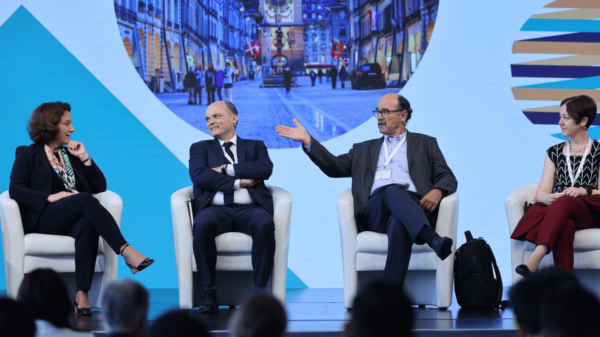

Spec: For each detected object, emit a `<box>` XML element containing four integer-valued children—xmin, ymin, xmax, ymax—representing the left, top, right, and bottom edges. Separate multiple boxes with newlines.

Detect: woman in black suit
<box><xmin>9</xmin><ymin>102</ymin><xmax>154</xmax><ymax>315</ymax></box>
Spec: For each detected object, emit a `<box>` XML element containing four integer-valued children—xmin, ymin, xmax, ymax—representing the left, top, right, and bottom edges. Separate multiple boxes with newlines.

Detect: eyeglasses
<box><xmin>373</xmin><ymin>109</ymin><xmax>404</xmax><ymax>118</ymax></box>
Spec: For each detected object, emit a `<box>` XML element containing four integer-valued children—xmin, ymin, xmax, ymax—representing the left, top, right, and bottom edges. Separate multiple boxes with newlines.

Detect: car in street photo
<box><xmin>350</xmin><ymin>63</ymin><xmax>387</xmax><ymax>90</ymax></box>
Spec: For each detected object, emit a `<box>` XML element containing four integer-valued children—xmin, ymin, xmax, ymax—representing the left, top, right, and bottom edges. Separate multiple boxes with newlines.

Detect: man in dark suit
<box><xmin>276</xmin><ymin>93</ymin><xmax>457</xmax><ymax>288</ymax></box>
<box><xmin>189</xmin><ymin>101</ymin><xmax>275</xmax><ymax>313</ymax></box>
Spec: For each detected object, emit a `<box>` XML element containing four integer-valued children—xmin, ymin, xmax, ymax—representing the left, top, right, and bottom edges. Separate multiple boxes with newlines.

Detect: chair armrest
<box><xmin>171</xmin><ymin>186</ymin><xmax>195</xmax><ymax>309</ymax></box>
<box><xmin>268</xmin><ymin>185</ymin><xmax>292</xmax><ymax>304</ymax></box>
<box><xmin>1</xmin><ymin>191</ymin><xmax>25</xmax><ymax>298</ymax></box>
<box><xmin>505</xmin><ymin>183</ymin><xmax>538</xmax><ymax>235</ymax></box>
<box><xmin>94</xmin><ymin>190</ymin><xmax>123</xmax><ymax>228</ymax></box>
<box><xmin>435</xmin><ymin>192</ymin><xmax>459</xmax><ymax>241</ymax></box>
<box><xmin>337</xmin><ymin>188</ymin><xmax>358</xmax><ymax>309</ymax></box>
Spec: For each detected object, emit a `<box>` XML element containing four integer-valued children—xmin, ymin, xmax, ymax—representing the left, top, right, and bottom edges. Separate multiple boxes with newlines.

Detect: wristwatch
<box><xmin>586</xmin><ymin>186</ymin><xmax>593</xmax><ymax>195</ymax></box>
<box><xmin>220</xmin><ymin>164</ymin><xmax>228</xmax><ymax>174</ymax></box>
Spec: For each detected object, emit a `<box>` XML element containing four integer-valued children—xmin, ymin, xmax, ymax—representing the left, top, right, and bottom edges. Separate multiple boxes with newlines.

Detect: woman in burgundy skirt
<box><xmin>511</xmin><ymin>95</ymin><xmax>600</xmax><ymax>276</ymax></box>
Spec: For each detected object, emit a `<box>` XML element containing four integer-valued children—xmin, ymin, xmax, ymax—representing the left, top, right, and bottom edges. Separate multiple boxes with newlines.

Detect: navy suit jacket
<box><xmin>9</xmin><ymin>143</ymin><xmax>107</xmax><ymax>231</ymax></box>
<box><xmin>188</xmin><ymin>136</ymin><xmax>274</xmax><ymax>215</ymax></box>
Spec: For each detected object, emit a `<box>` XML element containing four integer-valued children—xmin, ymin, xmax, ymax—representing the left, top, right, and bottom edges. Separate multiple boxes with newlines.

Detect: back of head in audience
<box><xmin>0</xmin><ymin>297</ymin><xmax>36</xmax><ymax>337</ymax></box>
<box><xmin>509</xmin><ymin>267</ymin><xmax>580</xmax><ymax>336</ymax></box>
<box><xmin>347</xmin><ymin>280</ymin><xmax>413</xmax><ymax>337</ymax></box>
<box><xmin>17</xmin><ymin>268</ymin><xmax>72</xmax><ymax>328</ymax></box>
<box><xmin>540</xmin><ymin>285</ymin><xmax>600</xmax><ymax>337</ymax></box>
<box><xmin>146</xmin><ymin>310</ymin><xmax>210</xmax><ymax>337</ymax></box>
<box><xmin>101</xmin><ymin>279</ymin><xmax>149</xmax><ymax>337</ymax></box>
<box><xmin>228</xmin><ymin>293</ymin><xmax>287</xmax><ymax>337</ymax></box>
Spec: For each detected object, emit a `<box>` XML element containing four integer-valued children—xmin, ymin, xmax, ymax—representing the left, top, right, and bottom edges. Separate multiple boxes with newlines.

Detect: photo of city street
<box><xmin>158</xmin><ymin>76</ymin><xmax>398</xmax><ymax>148</ymax></box>
<box><xmin>114</xmin><ymin>0</ymin><xmax>438</xmax><ymax>148</ymax></box>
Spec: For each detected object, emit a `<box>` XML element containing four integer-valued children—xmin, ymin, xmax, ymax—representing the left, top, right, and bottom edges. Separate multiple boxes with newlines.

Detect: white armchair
<box><xmin>506</xmin><ymin>183</ymin><xmax>600</xmax><ymax>294</ymax></box>
<box><xmin>0</xmin><ymin>190</ymin><xmax>122</xmax><ymax>308</ymax></box>
<box><xmin>171</xmin><ymin>185</ymin><xmax>291</xmax><ymax>309</ymax></box>
<box><xmin>337</xmin><ymin>189</ymin><xmax>459</xmax><ymax>309</ymax></box>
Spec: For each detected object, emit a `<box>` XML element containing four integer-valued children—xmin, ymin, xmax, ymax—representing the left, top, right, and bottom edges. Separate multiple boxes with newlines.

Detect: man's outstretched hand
<box><xmin>275</xmin><ymin>118</ymin><xmax>312</xmax><ymax>146</ymax></box>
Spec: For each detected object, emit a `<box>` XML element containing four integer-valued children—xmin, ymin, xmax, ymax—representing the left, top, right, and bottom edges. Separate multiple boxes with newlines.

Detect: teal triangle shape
<box><xmin>286</xmin><ymin>268</ymin><xmax>308</xmax><ymax>289</ymax></box>
<box><xmin>0</xmin><ymin>6</ymin><xmax>308</xmax><ymax>290</ymax></box>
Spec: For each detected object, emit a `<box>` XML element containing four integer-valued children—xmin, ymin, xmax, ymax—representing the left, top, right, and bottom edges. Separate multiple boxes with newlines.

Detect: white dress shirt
<box><xmin>212</xmin><ymin>134</ymin><xmax>254</xmax><ymax>205</ymax></box>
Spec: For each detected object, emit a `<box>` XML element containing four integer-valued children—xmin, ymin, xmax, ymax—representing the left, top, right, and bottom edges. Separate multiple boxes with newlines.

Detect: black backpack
<box><xmin>454</xmin><ymin>231</ymin><xmax>508</xmax><ymax>309</ymax></box>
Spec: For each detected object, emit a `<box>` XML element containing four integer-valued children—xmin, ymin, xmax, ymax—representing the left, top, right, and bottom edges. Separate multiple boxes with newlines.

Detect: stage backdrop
<box><xmin>0</xmin><ymin>0</ymin><xmax>587</xmax><ymax>291</ymax></box>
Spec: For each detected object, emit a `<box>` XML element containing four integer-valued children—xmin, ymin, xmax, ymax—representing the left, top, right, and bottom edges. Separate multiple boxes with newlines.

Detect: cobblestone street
<box><xmin>157</xmin><ymin>76</ymin><xmax>398</xmax><ymax>149</ymax></box>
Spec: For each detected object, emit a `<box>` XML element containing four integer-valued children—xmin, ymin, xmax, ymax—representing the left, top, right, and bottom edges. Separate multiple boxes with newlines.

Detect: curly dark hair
<box><xmin>27</xmin><ymin>102</ymin><xmax>71</xmax><ymax>143</ymax></box>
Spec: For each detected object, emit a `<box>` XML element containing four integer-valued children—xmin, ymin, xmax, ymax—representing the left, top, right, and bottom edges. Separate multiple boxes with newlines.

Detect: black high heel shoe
<box><xmin>120</xmin><ymin>243</ymin><xmax>155</xmax><ymax>275</ymax></box>
<box><xmin>73</xmin><ymin>294</ymin><xmax>92</xmax><ymax>315</ymax></box>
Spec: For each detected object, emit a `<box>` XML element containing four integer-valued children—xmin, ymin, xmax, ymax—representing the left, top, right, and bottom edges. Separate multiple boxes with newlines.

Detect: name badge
<box><xmin>374</xmin><ymin>170</ymin><xmax>392</xmax><ymax>180</ymax></box>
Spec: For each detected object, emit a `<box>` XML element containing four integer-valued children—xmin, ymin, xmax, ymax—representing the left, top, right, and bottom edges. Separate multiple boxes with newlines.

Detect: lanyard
<box><xmin>566</xmin><ymin>138</ymin><xmax>592</xmax><ymax>187</ymax></box>
<box><xmin>383</xmin><ymin>134</ymin><xmax>407</xmax><ymax>167</ymax></box>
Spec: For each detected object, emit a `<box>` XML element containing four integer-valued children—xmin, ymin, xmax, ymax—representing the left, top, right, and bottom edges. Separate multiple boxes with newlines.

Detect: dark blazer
<box><xmin>9</xmin><ymin>143</ymin><xmax>107</xmax><ymax>231</ymax></box>
<box><xmin>303</xmin><ymin>130</ymin><xmax>457</xmax><ymax>231</ymax></box>
<box><xmin>189</xmin><ymin>136</ymin><xmax>274</xmax><ymax>215</ymax></box>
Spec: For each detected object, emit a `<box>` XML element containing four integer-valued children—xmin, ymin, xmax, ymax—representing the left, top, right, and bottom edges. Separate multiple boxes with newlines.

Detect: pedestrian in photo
<box><xmin>224</xmin><ymin>62</ymin><xmax>233</xmax><ymax>103</ymax></box>
<box><xmin>194</xmin><ymin>65</ymin><xmax>205</xmax><ymax>105</ymax></box>
<box><xmin>249</xmin><ymin>69</ymin><xmax>255</xmax><ymax>81</ymax></box>
<box><xmin>317</xmin><ymin>69</ymin><xmax>323</xmax><ymax>84</ymax></box>
<box><xmin>339</xmin><ymin>65</ymin><xmax>348</xmax><ymax>89</ymax></box>
<box><xmin>326</xmin><ymin>68</ymin><xmax>330</xmax><ymax>83</ymax></box>
<box><xmin>205</xmin><ymin>63</ymin><xmax>216</xmax><ymax>104</ymax></box>
<box><xmin>184</xmin><ymin>66</ymin><xmax>197</xmax><ymax>105</ymax></box>
<box><xmin>330</xmin><ymin>65</ymin><xmax>338</xmax><ymax>89</ymax></box>
<box><xmin>310</xmin><ymin>70</ymin><xmax>317</xmax><ymax>87</ymax></box>
<box><xmin>283</xmin><ymin>67</ymin><xmax>292</xmax><ymax>95</ymax></box>
<box><xmin>216</xmin><ymin>69</ymin><xmax>224</xmax><ymax>101</ymax></box>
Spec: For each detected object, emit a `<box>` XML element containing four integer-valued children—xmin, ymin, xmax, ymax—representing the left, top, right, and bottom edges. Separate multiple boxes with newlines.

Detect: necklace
<box><xmin>568</xmin><ymin>138</ymin><xmax>590</xmax><ymax>155</ymax></box>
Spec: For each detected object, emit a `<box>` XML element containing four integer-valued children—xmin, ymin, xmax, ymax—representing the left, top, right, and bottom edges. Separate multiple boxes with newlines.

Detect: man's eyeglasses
<box><xmin>373</xmin><ymin>109</ymin><xmax>404</xmax><ymax>118</ymax></box>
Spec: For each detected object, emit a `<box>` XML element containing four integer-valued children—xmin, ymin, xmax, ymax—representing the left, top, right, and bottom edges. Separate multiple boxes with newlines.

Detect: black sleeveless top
<box><xmin>548</xmin><ymin>141</ymin><xmax>600</xmax><ymax>194</ymax></box>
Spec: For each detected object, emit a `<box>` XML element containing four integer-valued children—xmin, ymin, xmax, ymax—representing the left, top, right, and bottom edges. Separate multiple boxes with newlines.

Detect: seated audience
<box><xmin>346</xmin><ymin>280</ymin><xmax>413</xmax><ymax>337</ymax></box>
<box><xmin>540</xmin><ymin>285</ymin><xmax>600</xmax><ymax>337</ymax></box>
<box><xmin>0</xmin><ymin>297</ymin><xmax>36</xmax><ymax>337</ymax></box>
<box><xmin>509</xmin><ymin>267</ymin><xmax>580</xmax><ymax>337</ymax></box>
<box><xmin>101</xmin><ymin>279</ymin><xmax>149</xmax><ymax>337</ymax></box>
<box><xmin>228</xmin><ymin>293</ymin><xmax>287</xmax><ymax>337</ymax></box>
<box><xmin>17</xmin><ymin>268</ymin><xmax>92</xmax><ymax>337</ymax></box>
<box><xmin>146</xmin><ymin>310</ymin><xmax>210</xmax><ymax>337</ymax></box>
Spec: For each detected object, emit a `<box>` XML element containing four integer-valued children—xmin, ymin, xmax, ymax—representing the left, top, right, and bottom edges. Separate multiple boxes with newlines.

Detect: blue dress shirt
<box><xmin>370</xmin><ymin>132</ymin><xmax>417</xmax><ymax>195</ymax></box>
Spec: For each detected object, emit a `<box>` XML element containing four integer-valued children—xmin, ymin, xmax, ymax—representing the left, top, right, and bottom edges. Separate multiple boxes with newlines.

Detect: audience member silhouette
<box><xmin>509</xmin><ymin>267</ymin><xmax>580</xmax><ymax>337</ymax></box>
<box><xmin>540</xmin><ymin>285</ymin><xmax>600</xmax><ymax>337</ymax></box>
<box><xmin>101</xmin><ymin>279</ymin><xmax>149</xmax><ymax>337</ymax></box>
<box><xmin>346</xmin><ymin>280</ymin><xmax>413</xmax><ymax>337</ymax></box>
<box><xmin>17</xmin><ymin>268</ymin><xmax>92</xmax><ymax>337</ymax></box>
<box><xmin>228</xmin><ymin>293</ymin><xmax>287</xmax><ymax>337</ymax></box>
<box><xmin>0</xmin><ymin>297</ymin><xmax>36</xmax><ymax>337</ymax></box>
<box><xmin>146</xmin><ymin>310</ymin><xmax>210</xmax><ymax>337</ymax></box>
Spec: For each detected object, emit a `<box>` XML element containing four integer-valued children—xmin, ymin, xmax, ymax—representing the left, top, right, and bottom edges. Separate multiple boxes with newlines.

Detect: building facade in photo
<box><xmin>347</xmin><ymin>0</ymin><xmax>438</xmax><ymax>86</ymax></box>
<box><xmin>115</xmin><ymin>0</ymin><xmax>259</xmax><ymax>92</ymax></box>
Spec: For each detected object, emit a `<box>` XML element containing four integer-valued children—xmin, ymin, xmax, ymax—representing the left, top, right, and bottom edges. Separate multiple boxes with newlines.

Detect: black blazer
<box><xmin>303</xmin><ymin>131</ymin><xmax>457</xmax><ymax>231</ymax></box>
<box><xmin>9</xmin><ymin>143</ymin><xmax>107</xmax><ymax>231</ymax></box>
<box><xmin>189</xmin><ymin>136</ymin><xmax>274</xmax><ymax>215</ymax></box>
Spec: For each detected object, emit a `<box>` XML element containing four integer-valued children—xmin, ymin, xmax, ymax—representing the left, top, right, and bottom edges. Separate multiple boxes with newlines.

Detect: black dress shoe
<box><xmin>200</xmin><ymin>290</ymin><xmax>219</xmax><ymax>314</ymax></box>
<box><xmin>73</xmin><ymin>298</ymin><xmax>92</xmax><ymax>315</ymax></box>
<box><xmin>431</xmin><ymin>236</ymin><xmax>453</xmax><ymax>261</ymax></box>
<box><xmin>515</xmin><ymin>264</ymin><xmax>532</xmax><ymax>277</ymax></box>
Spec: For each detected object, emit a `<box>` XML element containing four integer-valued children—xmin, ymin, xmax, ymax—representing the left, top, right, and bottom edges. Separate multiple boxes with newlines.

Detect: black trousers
<box><xmin>207</xmin><ymin>89</ymin><xmax>216</xmax><ymax>104</ymax></box>
<box><xmin>311</xmin><ymin>78</ymin><xmax>316</xmax><ymax>86</ymax></box>
<box><xmin>34</xmin><ymin>192</ymin><xmax>126</xmax><ymax>291</ymax></box>
<box><xmin>332</xmin><ymin>78</ymin><xmax>337</xmax><ymax>89</ymax></box>
<box><xmin>194</xmin><ymin>87</ymin><xmax>203</xmax><ymax>104</ymax></box>
<box><xmin>193</xmin><ymin>204</ymin><xmax>275</xmax><ymax>287</ymax></box>
<box><xmin>361</xmin><ymin>184</ymin><xmax>431</xmax><ymax>289</ymax></box>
